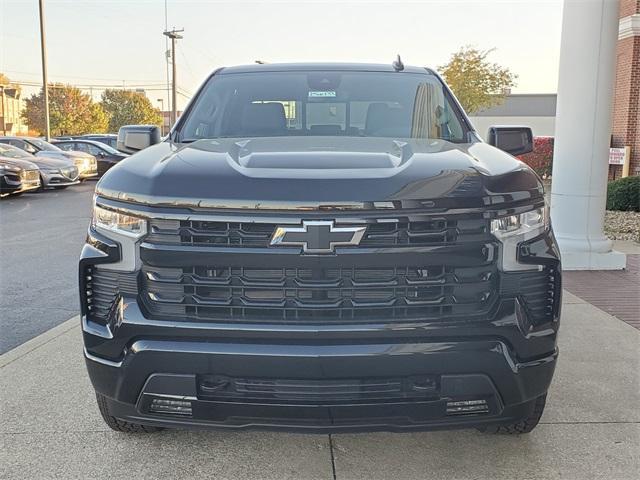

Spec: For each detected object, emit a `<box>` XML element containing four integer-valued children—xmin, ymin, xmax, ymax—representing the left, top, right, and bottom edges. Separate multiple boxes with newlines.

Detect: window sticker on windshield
<box><xmin>308</xmin><ymin>91</ymin><xmax>336</xmax><ymax>98</ymax></box>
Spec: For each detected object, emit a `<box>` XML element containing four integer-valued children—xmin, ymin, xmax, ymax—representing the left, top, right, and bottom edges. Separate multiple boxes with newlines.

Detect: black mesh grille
<box><xmin>146</xmin><ymin>217</ymin><xmax>489</xmax><ymax>248</ymax></box>
<box><xmin>500</xmin><ymin>266</ymin><xmax>560</xmax><ymax>325</ymax></box>
<box><xmin>197</xmin><ymin>375</ymin><xmax>438</xmax><ymax>403</ymax></box>
<box><xmin>141</xmin><ymin>263</ymin><xmax>498</xmax><ymax>324</ymax></box>
<box><xmin>519</xmin><ymin>267</ymin><xmax>560</xmax><ymax>324</ymax></box>
<box><xmin>84</xmin><ymin>267</ymin><xmax>138</xmax><ymax>324</ymax></box>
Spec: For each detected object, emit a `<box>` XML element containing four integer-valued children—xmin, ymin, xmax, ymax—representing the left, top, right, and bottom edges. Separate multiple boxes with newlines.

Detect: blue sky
<box><xmin>1</xmin><ymin>0</ymin><xmax>563</xmax><ymax>109</ymax></box>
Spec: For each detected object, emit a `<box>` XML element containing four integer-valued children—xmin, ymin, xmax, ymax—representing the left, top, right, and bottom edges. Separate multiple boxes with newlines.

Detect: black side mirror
<box><xmin>487</xmin><ymin>126</ymin><xmax>533</xmax><ymax>156</ymax></box>
<box><xmin>117</xmin><ymin>125</ymin><xmax>161</xmax><ymax>154</ymax></box>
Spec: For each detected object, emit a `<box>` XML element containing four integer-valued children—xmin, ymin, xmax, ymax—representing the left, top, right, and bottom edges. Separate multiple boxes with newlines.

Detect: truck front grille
<box><xmin>140</xmin><ymin>263</ymin><xmax>499</xmax><ymax>324</ymax></box>
<box><xmin>146</xmin><ymin>217</ymin><xmax>489</xmax><ymax>248</ymax></box>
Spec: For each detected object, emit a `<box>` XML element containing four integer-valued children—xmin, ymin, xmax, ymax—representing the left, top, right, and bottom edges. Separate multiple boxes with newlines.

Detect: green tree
<box><xmin>22</xmin><ymin>84</ymin><xmax>108</xmax><ymax>136</ymax></box>
<box><xmin>101</xmin><ymin>89</ymin><xmax>162</xmax><ymax>132</ymax></box>
<box><xmin>439</xmin><ymin>47</ymin><xmax>517</xmax><ymax>114</ymax></box>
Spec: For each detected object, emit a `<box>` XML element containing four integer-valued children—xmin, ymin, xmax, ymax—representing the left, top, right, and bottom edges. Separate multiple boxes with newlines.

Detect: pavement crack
<box><xmin>328</xmin><ymin>433</ymin><xmax>337</xmax><ymax>480</ymax></box>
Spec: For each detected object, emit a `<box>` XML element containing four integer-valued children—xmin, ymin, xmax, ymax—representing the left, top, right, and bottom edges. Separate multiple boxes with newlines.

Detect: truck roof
<box><xmin>218</xmin><ymin>62</ymin><xmax>435</xmax><ymax>75</ymax></box>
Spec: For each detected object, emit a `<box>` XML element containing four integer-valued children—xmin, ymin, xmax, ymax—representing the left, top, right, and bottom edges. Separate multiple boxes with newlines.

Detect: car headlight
<box><xmin>92</xmin><ymin>204</ymin><xmax>147</xmax><ymax>238</ymax></box>
<box><xmin>491</xmin><ymin>206</ymin><xmax>549</xmax><ymax>271</ymax></box>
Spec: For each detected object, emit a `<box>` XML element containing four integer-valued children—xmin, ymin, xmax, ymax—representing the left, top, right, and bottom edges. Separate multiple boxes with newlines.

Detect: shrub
<box><xmin>606</xmin><ymin>176</ymin><xmax>640</xmax><ymax>212</ymax></box>
<box><xmin>518</xmin><ymin>136</ymin><xmax>554</xmax><ymax>179</ymax></box>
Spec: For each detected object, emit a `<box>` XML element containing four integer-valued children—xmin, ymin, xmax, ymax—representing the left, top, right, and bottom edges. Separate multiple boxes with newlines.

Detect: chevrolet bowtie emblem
<box><xmin>270</xmin><ymin>221</ymin><xmax>367</xmax><ymax>253</ymax></box>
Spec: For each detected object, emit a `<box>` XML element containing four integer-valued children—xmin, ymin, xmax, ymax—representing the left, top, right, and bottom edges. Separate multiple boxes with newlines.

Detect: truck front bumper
<box><xmin>84</xmin><ymin>322</ymin><xmax>557</xmax><ymax>432</ymax></box>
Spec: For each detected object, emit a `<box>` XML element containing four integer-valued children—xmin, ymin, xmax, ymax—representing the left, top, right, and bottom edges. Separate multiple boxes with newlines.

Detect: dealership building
<box><xmin>472</xmin><ymin>0</ymin><xmax>639</xmax><ymax>180</ymax></box>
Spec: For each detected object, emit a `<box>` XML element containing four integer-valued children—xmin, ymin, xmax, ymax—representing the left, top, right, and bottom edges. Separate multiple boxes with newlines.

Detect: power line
<box><xmin>13</xmin><ymin>81</ymin><xmax>168</xmax><ymax>88</ymax></box>
<box><xmin>7</xmin><ymin>81</ymin><xmax>193</xmax><ymax>103</ymax></box>
<box><xmin>1</xmin><ymin>69</ymin><xmax>168</xmax><ymax>84</ymax></box>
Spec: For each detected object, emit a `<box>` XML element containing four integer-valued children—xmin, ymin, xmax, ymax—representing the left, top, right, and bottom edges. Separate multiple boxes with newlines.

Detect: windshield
<box><xmin>0</xmin><ymin>144</ymin><xmax>34</xmax><ymax>159</ymax></box>
<box><xmin>179</xmin><ymin>71</ymin><xmax>469</xmax><ymax>142</ymax></box>
<box><xmin>28</xmin><ymin>138</ymin><xmax>61</xmax><ymax>151</ymax></box>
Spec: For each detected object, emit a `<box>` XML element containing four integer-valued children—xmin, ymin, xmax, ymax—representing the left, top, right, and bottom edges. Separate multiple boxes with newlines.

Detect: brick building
<box><xmin>611</xmin><ymin>0</ymin><xmax>640</xmax><ymax>177</ymax></box>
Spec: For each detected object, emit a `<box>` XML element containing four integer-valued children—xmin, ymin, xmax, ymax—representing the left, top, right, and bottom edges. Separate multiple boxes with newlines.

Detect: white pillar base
<box><xmin>557</xmin><ymin>238</ymin><xmax>627</xmax><ymax>270</ymax></box>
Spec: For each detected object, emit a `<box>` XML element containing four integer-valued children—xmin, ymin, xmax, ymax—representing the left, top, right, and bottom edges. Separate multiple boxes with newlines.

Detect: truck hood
<box><xmin>96</xmin><ymin>137</ymin><xmax>543</xmax><ymax>210</ymax></box>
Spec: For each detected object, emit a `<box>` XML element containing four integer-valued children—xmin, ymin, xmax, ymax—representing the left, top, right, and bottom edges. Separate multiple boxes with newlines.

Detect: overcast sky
<box><xmin>1</xmin><ymin>0</ymin><xmax>563</xmax><ymax>109</ymax></box>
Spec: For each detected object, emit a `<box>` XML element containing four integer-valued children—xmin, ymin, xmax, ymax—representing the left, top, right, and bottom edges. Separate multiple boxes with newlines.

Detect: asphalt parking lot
<box><xmin>0</xmin><ymin>182</ymin><xmax>95</xmax><ymax>353</ymax></box>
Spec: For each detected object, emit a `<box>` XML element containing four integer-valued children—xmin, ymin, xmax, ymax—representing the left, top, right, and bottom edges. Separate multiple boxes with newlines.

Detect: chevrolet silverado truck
<box><xmin>79</xmin><ymin>62</ymin><xmax>561</xmax><ymax>434</ymax></box>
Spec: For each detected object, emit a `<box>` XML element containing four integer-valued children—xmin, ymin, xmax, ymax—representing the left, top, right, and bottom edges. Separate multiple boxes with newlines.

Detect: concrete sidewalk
<box><xmin>1</xmin><ymin>293</ymin><xmax>638</xmax><ymax>479</ymax></box>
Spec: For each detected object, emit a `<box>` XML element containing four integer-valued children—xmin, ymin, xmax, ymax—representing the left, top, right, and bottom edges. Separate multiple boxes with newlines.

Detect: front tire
<box><xmin>481</xmin><ymin>394</ymin><xmax>547</xmax><ymax>434</ymax></box>
<box><xmin>95</xmin><ymin>392</ymin><xmax>163</xmax><ymax>433</ymax></box>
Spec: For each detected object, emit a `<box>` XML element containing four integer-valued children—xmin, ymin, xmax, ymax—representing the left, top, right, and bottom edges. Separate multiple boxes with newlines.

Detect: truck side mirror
<box><xmin>487</xmin><ymin>126</ymin><xmax>533</xmax><ymax>156</ymax></box>
<box><xmin>117</xmin><ymin>125</ymin><xmax>161</xmax><ymax>154</ymax></box>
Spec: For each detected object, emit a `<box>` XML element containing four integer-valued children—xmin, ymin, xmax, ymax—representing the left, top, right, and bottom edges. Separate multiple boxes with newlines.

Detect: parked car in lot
<box><xmin>0</xmin><ymin>136</ymin><xmax>97</xmax><ymax>180</ymax></box>
<box><xmin>53</xmin><ymin>134</ymin><xmax>119</xmax><ymax>150</ymax></box>
<box><xmin>78</xmin><ymin>134</ymin><xmax>119</xmax><ymax>149</ymax></box>
<box><xmin>82</xmin><ymin>62</ymin><xmax>560</xmax><ymax>435</ymax></box>
<box><xmin>53</xmin><ymin>139</ymin><xmax>128</xmax><ymax>176</ymax></box>
<box><xmin>0</xmin><ymin>143</ymin><xmax>80</xmax><ymax>189</ymax></box>
<box><xmin>0</xmin><ymin>157</ymin><xmax>41</xmax><ymax>197</ymax></box>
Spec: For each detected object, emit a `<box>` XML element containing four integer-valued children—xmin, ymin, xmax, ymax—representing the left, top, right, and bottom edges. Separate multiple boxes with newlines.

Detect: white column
<box><xmin>551</xmin><ymin>0</ymin><xmax>626</xmax><ymax>270</ymax></box>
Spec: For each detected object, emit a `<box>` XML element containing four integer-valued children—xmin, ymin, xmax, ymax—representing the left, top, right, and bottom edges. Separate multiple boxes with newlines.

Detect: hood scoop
<box><xmin>241</xmin><ymin>151</ymin><xmax>403</xmax><ymax>169</ymax></box>
<box><xmin>231</xmin><ymin>138</ymin><xmax>412</xmax><ymax>170</ymax></box>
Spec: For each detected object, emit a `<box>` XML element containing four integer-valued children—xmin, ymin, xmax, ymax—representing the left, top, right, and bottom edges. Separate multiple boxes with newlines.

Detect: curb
<box><xmin>0</xmin><ymin>315</ymin><xmax>79</xmax><ymax>368</ymax></box>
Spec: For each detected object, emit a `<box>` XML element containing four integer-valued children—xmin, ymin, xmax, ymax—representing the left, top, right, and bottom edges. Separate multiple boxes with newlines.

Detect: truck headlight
<box><xmin>491</xmin><ymin>206</ymin><xmax>549</xmax><ymax>271</ymax></box>
<box><xmin>92</xmin><ymin>205</ymin><xmax>147</xmax><ymax>238</ymax></box>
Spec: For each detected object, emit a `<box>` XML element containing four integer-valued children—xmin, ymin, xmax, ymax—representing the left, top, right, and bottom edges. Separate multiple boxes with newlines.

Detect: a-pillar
<box><xmin>551</xmin><ymin>0</ymin><xmax>626</xmax><ymax>270</ymax></box>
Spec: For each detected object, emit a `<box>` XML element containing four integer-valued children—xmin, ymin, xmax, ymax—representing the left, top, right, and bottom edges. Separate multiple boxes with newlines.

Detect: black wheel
<box><xmin>481</xmin><ymin>394</ymin><xmax>547</xmax><ymax>434</ymax></box>
<box><xmin>95</xmin><ymin>392</ymin><xmax>163</xmax><ymax>433</ymax></box>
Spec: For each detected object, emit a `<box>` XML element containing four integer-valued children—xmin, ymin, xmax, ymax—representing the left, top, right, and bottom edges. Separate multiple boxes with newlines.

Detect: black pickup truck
<box><xmin>80</xmin><ymin>62</ymin><xmax>561</xmax><ymax>434</ymax></box>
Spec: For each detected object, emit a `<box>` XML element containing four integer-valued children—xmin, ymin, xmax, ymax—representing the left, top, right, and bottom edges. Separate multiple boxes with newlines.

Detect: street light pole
<box><xmin>38</xmin><ymin>0</ymin><xmax>51</xmax><ymax>140</ymax></box>
<box><xmin>163</xmin><ymin>28</ymin><xmax>183</xmax><ymax>129</ymax></box>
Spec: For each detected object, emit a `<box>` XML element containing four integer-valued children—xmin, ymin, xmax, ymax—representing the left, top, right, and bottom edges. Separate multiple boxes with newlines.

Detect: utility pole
<box><xmin>0</xmin><ymin>85</ymin><xmax>5</xmax><ymax>136</ymax></box>
<box><xmin>157</xmin><ymin>98</ymin><xmax>165</xmax><ymax>135</ymax></box>
<box><xmin>164</xmin><ymin>0</ymin><xmax>171</xmax><ymax>132</ymax></box>
<box><xmin>163</xmin><ymin>28</ymin><xmax>183</xmax><ymax>128</ymax></box>
<box><xmin>38</xmin><ymin>0</ymin><xmax>50</xmax><ymax>140</ymax></box>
